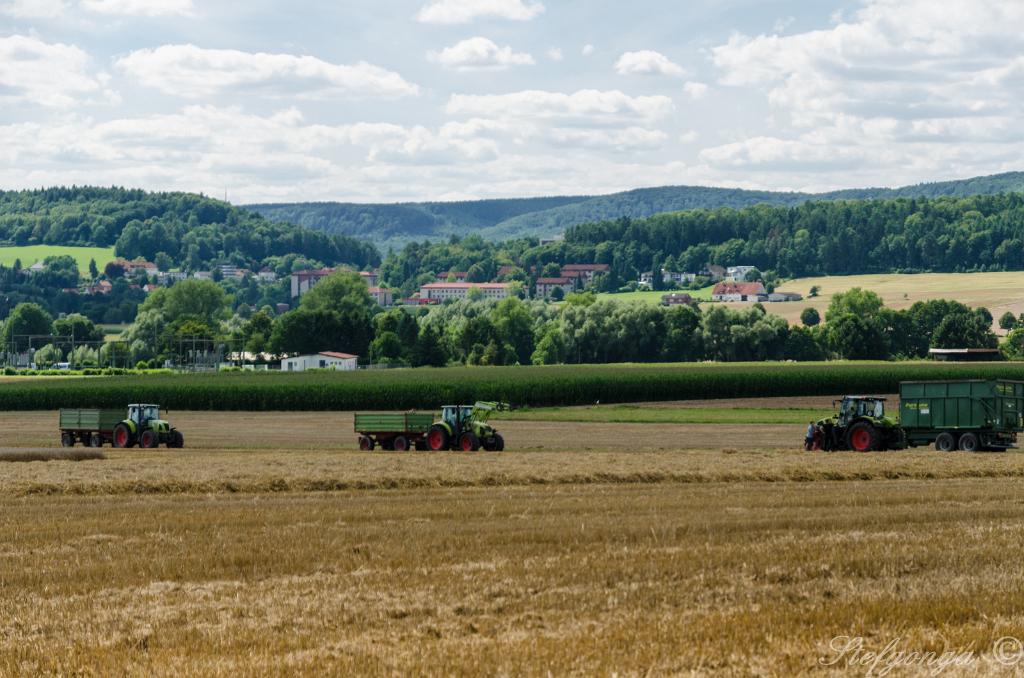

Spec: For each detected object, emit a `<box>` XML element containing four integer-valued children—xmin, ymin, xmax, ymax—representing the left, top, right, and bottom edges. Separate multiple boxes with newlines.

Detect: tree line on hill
<box><xmin>0</xmin><ymin>187</ymin><xmax>378</xmax><ymax>273</ymax></box>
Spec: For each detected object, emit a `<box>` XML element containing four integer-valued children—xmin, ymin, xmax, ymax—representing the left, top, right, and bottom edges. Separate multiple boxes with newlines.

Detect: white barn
<box><xmin>281</xmin><ymin>351</ymin><xmax>358</xmax><ymax>372</ymax></box>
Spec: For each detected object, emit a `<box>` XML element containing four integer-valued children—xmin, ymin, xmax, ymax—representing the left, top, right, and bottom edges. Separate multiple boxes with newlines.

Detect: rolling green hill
<box><xmin>245</xmin><ymin>172</ymin><xmax>1024</xmax><ymax>250</ymax></box>
<box><xmin>0</xmin><ymin>245</ymin><xmax>115</xmax><ymax>270</ymax></box>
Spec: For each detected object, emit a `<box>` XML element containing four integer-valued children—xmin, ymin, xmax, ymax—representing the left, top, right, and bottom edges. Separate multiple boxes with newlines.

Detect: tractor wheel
<box><xmin>358</xmin><ymin>435</ymin><xmax>375</xmax><ymax>451</ymax></box>
<box><xmin>89</xmin><ymin>432</ymin><xmax>103</xmax><ymax>448</ymax></box>
<box><xmin>845</xmin><ymin>422</ymin><xmax>878</xmax><ymax>452</ymax></box>
<box><xmin>61</xmin><ymin>432</ymin><xmax>73</xmax><ymax>447</ymax></box>
<box><xmin>427</xmin><ymin>425</ymin><xmax>449</xmax><ymax>451</ymax></box>
<box><xmin>113</xmin><ymin>424</ymin><xmax>132</xmax><ymax>449</ymax></box>
<box><xmin>459</xmin><ymin>432</ymin><xmax>480</xmax><ymax>452</ymax></box>
<box><xmin>958</xmin><ymin>432</ymin><xmax>980</xmax><ymax>452</ymax></box>
<box><xmin>140</xmin><ymin>430</ymin><xmax>158</xmax><ymax>449</ymax></box>
<box><xmin>935</xmin><ymin>432</ymin><xmax>957</xmax><ymax>452</ymax></box>
<box><xmin>394</xmin><ymin>436</ymin><xmax>409</xmax><ymax>452</ymax></box>
<box><xmin>169</xmin><ymin>430</ymin><xmax>184</xmax><ymax>448</ymax></box>
<box><xmin>493</xmin><ymin>434</ymin><xmax>504</xmax><ymax>452</ymax></box>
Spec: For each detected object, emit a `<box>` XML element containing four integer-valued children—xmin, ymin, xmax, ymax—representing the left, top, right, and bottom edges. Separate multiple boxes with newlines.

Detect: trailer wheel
<box><xmin>113</xmin><ymin>424</ymin><xmax>132</xmax><ymax>449</ymax></box>
<box><xmin>393</xmin><ymin>435</ymin><xmax>409</xmax><ymax>452</ymax></box>
<box><xmin>427</xmin><ymin>425</ymin><xmax>449</xmax><ymax>451</ymax></box>
<box><xmin>89</xmin><ymin>432</ymin><xmax>103</xmax><ymax>448</ymax></box>
<box><xmin>459</xmin><ymin>432</ymin><xmax>480</xmax><ymax>452</ymax></box>
<box><xmin>935</xmin><ymin>432</ymin><xmax>956</xmax><ymax>452</ymax></box>
<box><xmin>358</xmin><ymin>435</ymin><xmax>374</xmax><ymax>451</ymax></box>
<box><xmin>61</xmin><ymin>432</ymin><xmax>73</xmax><ymax>447</ymax></box>
<box><xmin>958</xmin><ymin>432</ymin><xmax>980</xmax><ymax>452</ymax></box>
<box><xmin>846</xmin><ymin>422</ymin><xmax>878</xmax><ymax>452</ymax></box>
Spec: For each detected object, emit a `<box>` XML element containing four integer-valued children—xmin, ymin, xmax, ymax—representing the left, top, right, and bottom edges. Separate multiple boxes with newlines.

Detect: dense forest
<box><xmin>246</xmin><ymin>171</ymin><xmax>1024</xmax><ymax>249</ymax></box>
<box><xmin>550</xmin><ymin>193</ymin><xmax>1024</xmax><ymax>282</ymax></box>
<box><xmin>0</xmin><ymin>187</ymin><xmax>379</xmax><ymax>271</ymax></box>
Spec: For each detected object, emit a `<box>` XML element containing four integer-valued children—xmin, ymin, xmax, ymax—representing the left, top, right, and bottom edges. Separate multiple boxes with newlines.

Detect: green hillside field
<box><xmin>0</xmin><ymin>245</ymin><xmax>115</xmax><ymax>271</ymax></box>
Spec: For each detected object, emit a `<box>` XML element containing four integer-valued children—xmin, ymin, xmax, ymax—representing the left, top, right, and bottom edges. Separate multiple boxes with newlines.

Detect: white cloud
<box><xmin>614</xmin><ymin>50</ymin><xmax>684</xmax><ymax>77</ymax></box>
<box><xmin>416</xmin><ymin>0</ymin><xmax>543</xmax><ymax>24</ymax></box>
<box><xmin>81</xmin><ymin>0</ymin><xmax>193</xmax><ymax>16</ymax></box>
<box><xmin>682</xmin><ymin>81</ymin><xmax>708</xmax><ymax>100</ymax></box>
<box><xmin>546</xmin><ymin>47</ymin><xmax>563</xmax><ymax>62</ymax></box>
<box><xmin>679</xmin><ymin>130</ymin><xmax>698</xmax><ymax>143</ymax></box>
<box><xmin>115</xmin><ymin>44</ymin><xmax>419</xmax><ymax>98</ymax></box>
<box><xmin>548</xmin><ymin>127</ymin><xmax>667</xmax><ymax>152</ymax></box>
<box><xmin>428</xmin><ymin>37</ymin><xmax>534</xmax><ymax>71</ymax></box>
<box><xmin>0</xmin><ymin>35</ymin><xmax>109</xmax><ymax>107</ymax></box>
<box><xmin>582</xmin><ymin>44</ymin><xmax>594</xmax><ymax>56</ymax></box>
<box><xmin>0</xmin><ymin>0</ymin><xmax>68</xmax><ymax>18</ymax></box>
<box><xmin>446</xmin><ymin>89</ymin><xmax>673</xmax><ymax>122</ymax></box>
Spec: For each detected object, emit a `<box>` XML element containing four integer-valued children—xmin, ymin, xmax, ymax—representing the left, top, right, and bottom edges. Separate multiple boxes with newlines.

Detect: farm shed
<box><xmin>281</xmin><ymin>352</ymin><xmax>359</xmax><ymax>372</ymax></box>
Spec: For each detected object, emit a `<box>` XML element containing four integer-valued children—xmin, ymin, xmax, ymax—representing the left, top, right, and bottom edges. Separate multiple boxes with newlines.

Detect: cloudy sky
<box><xmin>2</xmin><ymin>0</ymin><xmax>1023</xmax><ymax>203</ymax></box>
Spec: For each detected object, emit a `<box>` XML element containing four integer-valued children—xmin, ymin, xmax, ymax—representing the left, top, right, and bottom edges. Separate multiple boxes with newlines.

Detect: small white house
<box><xmin>281</xmin><ymin>351</ymin><xmax>358</xmax><ymax>372</ymax></box>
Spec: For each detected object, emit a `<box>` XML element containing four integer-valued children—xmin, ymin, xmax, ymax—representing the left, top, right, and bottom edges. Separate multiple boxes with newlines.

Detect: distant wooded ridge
<box><xmin>245</xmin><ymin>171</ymin><xmax>1024</xmax><ymax>250</ymax></box>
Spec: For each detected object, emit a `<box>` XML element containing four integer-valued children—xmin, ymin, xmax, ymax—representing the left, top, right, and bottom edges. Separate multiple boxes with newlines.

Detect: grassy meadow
<box><xmin>0</xmin><ymin>244</ymin><xmax>116</xmax><ymax>270</ymax></box>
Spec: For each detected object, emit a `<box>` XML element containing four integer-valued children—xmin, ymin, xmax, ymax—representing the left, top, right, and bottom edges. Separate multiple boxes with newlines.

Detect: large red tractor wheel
<box><xmin>358</xmin><ymin>435</ymin><xmax>375</xmax><ymax>451</ymax></box>
<box><xmin>846</xmin><ymin>422</ymin><xmax>878</xmax><ymax>452</ymax></box>
<box><xmin>140</xmin><ymin>430</ymin><xmax>158</xmax><ymax>449</ymax></box>
<box><xmin>459</xmin><ymin>432</ymin><xmax>480</xmax><ymax>452</ymax></box>
<box><xmin>113</xmin><ymin>424</ymin><xmax>133</xmax><ymax>449</ymax></box>
<box><xmin>427</xmin><ymin>425</ymin><xmax>449</xmax><ymax>451</ymax></box>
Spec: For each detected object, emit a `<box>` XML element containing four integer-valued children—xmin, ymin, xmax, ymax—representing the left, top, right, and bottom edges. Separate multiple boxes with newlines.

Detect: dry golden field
<box><xmin>3</xmin><ymin>408</ymin><xmax>1024</xmax><ymax>675</ymax></box>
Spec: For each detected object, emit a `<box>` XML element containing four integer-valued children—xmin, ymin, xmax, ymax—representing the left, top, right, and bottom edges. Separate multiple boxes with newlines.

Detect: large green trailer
<box><xmin>354</xmin><ymin>412</ymin><xmax>435</xmax><ymax>451</ymax></box>
<box><xmin>899</xmin><ymin>379</ymin><xmax>1024</xmax><ymax>451</ymax></box>
<box><xmin>816</xmin><ymin>379</ymin><xmax>1024</xmax><ymax>452</ymax></box>
<box><xmin>59</xmin><ymin>408</ymin><xmax>127</xmax><ymax>448</ymax></box>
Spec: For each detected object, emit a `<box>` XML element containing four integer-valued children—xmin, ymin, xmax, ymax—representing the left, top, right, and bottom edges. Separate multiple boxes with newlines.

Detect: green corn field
<box><xmin>2</xmin><ymin>362</ymin><xmax>1024</xmax><ymax>410</ymax></box>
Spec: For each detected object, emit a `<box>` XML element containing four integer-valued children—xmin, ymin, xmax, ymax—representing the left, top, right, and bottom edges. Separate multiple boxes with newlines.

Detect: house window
<box><xmin>319</xmin><ymin>359</ymin><xmax>326</xmax><ymax>368</ymax></box>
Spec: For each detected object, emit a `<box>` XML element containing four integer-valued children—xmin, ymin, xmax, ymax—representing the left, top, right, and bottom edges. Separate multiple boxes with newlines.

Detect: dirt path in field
<box><xmin>0</xmin><ymin>411</ymin><xmax>803</xmax><ymax>451</ymax></box>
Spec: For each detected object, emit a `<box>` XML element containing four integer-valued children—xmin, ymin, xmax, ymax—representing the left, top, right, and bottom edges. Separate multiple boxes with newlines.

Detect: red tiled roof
<box><xmin>561</xmin><ymin>264</ymin><xmax>610</xmax><ymax>271</ymax></box>
<box><xmin>712</xmin><ymin>282</ymin><xmax>765</xmax><ymax>295</ymax></box>
<box><xmin>319</xmin><ymin>351</ymin><xmax>358</xmax><ymax>360</ymax></box>
<box><xmin>421</xmin><ymin>282</ymin><xmax>509</xmax><ymax>289</ymax></box>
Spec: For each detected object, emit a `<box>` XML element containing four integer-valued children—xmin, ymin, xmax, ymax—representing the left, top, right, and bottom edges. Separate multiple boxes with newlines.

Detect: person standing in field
<box><xmin>805</xmin><ymin>422</ymin><xmax>815</xmax><ymax>451</ymax></box>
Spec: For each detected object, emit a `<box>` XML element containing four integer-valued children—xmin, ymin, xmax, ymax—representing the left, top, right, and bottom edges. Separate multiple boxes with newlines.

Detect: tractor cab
<box><xmin>835</xmin><ymin>396</ymin><xmax>886</xmax><ymax>427</ymax></box>
<box><xmin>128</xmin><ymin>403</ymin><xmax>161</xmax><ymax>427</ymax></box>
<box><xmin>440</xmin><ymin>405</ymin><xmax>474</xmax><ymax>436</ymax></box>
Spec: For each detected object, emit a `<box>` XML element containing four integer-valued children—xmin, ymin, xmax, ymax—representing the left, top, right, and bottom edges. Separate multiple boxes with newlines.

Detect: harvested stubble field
<box><xmin>4</xmin><ymin>406</ymin><xmax>1024</xmax><ymax>675</ymax></box>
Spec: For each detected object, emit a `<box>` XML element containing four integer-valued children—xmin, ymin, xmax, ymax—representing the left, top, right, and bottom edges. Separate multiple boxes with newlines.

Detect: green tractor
<box><xmin>427</xmin><ymin>401</ymin><xmax>508</xmax><ymax>451</ymax></box>
<box><xmin>817</xmin><ymin>396</ymin><xmax>904</xmax><ymax>451</ymax></box>
<box><xmin>113</xmin><ymin>403</ymin><xmax>184</xmax><ymax>449</ymax></box>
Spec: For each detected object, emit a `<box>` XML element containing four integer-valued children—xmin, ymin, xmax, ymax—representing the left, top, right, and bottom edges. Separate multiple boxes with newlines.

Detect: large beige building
<box><xmin>419</xmin><ymin>282</ymin><xmax>511</xmax><ymax>301</ymax></box>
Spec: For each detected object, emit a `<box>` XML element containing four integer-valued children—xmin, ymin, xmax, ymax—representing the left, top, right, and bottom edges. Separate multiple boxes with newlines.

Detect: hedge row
<box><xmin>2</xmin><ymin>362</ymin><xmax>1024</xmax><ymax>411</ymax></box>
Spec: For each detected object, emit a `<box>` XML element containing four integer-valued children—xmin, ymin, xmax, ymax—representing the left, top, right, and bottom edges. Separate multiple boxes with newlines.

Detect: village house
<box><xmin>711</xmin><ymin>281</ymin><xmax>767</xmax><ymax>302</ymax></box>
<box><xmin>27</xmin><ymin>261</ymin><xmax>45</xmax><ymax>274</ymax></box>
<box><xmin>360</xmin><ymin>270</ymin><xmax>378</xmax><ymax>287</ymax></box>
<box><xmin>560</xmin><ymin>264</ymin><xmax>610</xmax><ymax>286</ymax></box>
<box><xmin>193</xmin><ymin>271</ymin><xmax>213</xmax><ymax>281</ymax></box>
<box><xmin>290</xmin><ymin>267</ymin><xmax>335</xmax><ymax>298</ymax></box>
<box><xmin>639</xmin><ymin>270</ymin><xmax>698</xmax><ymax>286</ymax></box>
<box><xmin>367</xmin><ymin>286</ymin><xmax>393</xmax><ymax>307</ymax></box>
<box><xmin>85</xmin><ymin>280</ymin><xmax>113</xmax><ymax>295</ymax></box>
<box><xmin>535</xmin><ymin>277</ymin><xmax>576</xmax><ymax>298</ymax></box>
<box><xmin>701</xmin><ymin>265</ymin><xmax>726</xmax><ymax>282</ymax></box>
<box><xmin>257</xmin><ymin>268</ymin><xmax>277</xmax><ymax>283</ymax></box>
<box><xmin>281</xmin><ymin>351</ymin><xmax>358</xmax><ymax>372</ymax></box>
<box><xmin>661</xmin><ymin>293</ymin><xmax>696</xmax><ymax>306</ymax></box>
<box><xmin>116</xmin><ymin>259</ymin><xmax>160</xmax><ymax>277</ymax></box>
<box><xmin>436</xmin><ymin>271</ymin><xmax>469</xmax><ymax>282</ymax></box>
<box><xmin>727</xmin><ymin>265</ymin><xmax>758</xmax><ymax>281</ymax></box>
<box><xmin>767</xmin><ymin>291</ymin><xmax>803</xmax><ymax>302</ymax></box>
<box><xmin>158</xmin><ymin>270</ymin><xmax>189</xmax><ymax>285</ymax></box>
<box><xmin>419</xmin><ymin>282</ymin><xmax>511</xmax><ymax>302</ymax></box>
